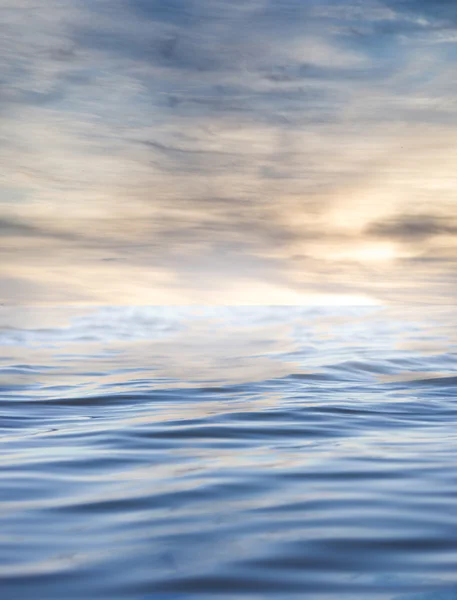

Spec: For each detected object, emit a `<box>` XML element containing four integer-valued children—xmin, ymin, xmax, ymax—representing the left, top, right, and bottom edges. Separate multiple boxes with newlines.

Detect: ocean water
<box><xmin>1</xmin><ymin>305</ymin><xmax>457</xmax><ymax>600</ymax></box>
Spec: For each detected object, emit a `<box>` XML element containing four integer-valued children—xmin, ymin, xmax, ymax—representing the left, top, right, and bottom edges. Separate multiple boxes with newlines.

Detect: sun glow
<box><xmin>357</xmin><ymin>243</ymin><xmax>398</xmax><ymax>263</ymax></box>
<box><xmin>316</xmin><ymin>242</ymin><xmax>399</xmax><ymax>264</ymax></box>
<box><xmin>213</xmin><ymin>283</ymin><xmax>381</xmax><ymax>306</ymax></box>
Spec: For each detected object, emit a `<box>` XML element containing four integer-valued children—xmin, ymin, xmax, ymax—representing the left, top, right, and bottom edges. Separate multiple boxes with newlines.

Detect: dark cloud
<box><xmin>129</xmin><ymin>0</ymin><xmax>312</xmax><ymax>29</ymax></box>
<box><xmin>261</xmin><ymin>62</ymin><xmax>373</xmax><ymax>83</ymax></box>
<box><xmin>384</xmin><ymin>0</ymin><xmax>457</xmax><ymax>24</ymax></box>
<box><xmin>368</xmin><ymin>214</ymin><xmax>457</xmax><ymax>242</ymax></box>
<box><xmin>0</xmin><ymin>218</ymin><xmax>42</xmax><ymax>238</ymax></box>
<box><xmin>0</xmin><ymin>217</ymin><xmax>83</xmax><ymax>241</ymax></box>
<box><xmin>128</xmin><ymin>0</ymin><xmax>203</xmax><ymax>26</ymax></box>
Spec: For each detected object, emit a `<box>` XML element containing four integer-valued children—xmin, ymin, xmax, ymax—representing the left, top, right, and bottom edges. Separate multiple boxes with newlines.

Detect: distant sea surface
<box><xmin>1</xmin><ymin>305</ymin><xmax>457</xmax><ymax>600</ymax></box>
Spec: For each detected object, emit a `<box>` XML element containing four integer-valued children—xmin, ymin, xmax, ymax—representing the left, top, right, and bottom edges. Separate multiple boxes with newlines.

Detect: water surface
<box><xmin>1</xmin><ymin>305</ymin><xmax>457</xmax><ymax>599</ymax></box>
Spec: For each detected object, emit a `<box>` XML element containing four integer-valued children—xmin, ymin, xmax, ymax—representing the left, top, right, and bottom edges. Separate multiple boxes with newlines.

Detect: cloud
<box><xmin>383</xmin><ymin>0</ymin><xmax>457</xmax><ymax>25</ymax></box>
<box><xmin>368</xmin><ymin>214</ymin><xmax>457</xmax><ymax>242</ymax></box>
<box><xmin>0</xmin><ymin>216</ymin><xmax>86</xmax><ymax>242</ymax></box>
<box><xmin>1</xmin><ymin>0</ymin><xmax>457</xmax><ymax>304</ymax></box>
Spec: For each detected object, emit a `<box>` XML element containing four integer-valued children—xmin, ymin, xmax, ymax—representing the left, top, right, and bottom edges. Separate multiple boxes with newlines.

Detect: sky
<box><xmin>1</xmin><ymin>0</ymin><xmax>457</xmax><ymax>305</ymax></box>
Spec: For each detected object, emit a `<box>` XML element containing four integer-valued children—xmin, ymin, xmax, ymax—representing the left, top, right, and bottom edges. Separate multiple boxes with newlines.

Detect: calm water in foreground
<box><xmin>1</xmin><ymin>305</ymin><xmax>457</xmax><ymax>600</ymax></box>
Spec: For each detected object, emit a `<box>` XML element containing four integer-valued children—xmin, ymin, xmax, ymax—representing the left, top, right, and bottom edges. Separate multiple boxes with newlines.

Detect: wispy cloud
<box><xmin>1</xmin><ymin>0</ymin><xmax>456</xmax><ymax>304</ymax></box>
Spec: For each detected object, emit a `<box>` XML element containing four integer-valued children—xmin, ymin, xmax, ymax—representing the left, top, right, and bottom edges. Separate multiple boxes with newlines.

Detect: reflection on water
<box><xmin>1</xmin><ymin>306</ymin><xmax>457</xmax><ymax>599</ymax></box>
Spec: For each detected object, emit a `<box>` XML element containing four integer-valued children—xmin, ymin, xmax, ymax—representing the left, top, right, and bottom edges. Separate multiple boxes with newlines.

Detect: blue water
<box><xmin>1</xmin><ymin>306</ymin><xmax>457</xmax><ymax>599</ymax></box>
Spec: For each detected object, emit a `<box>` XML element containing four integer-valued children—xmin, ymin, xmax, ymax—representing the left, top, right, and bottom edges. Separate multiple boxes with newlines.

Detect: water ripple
<box><xmin>1</xmin><ymin>306</ymin><xmax>457</xmax><ymax>599</ymax></box>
